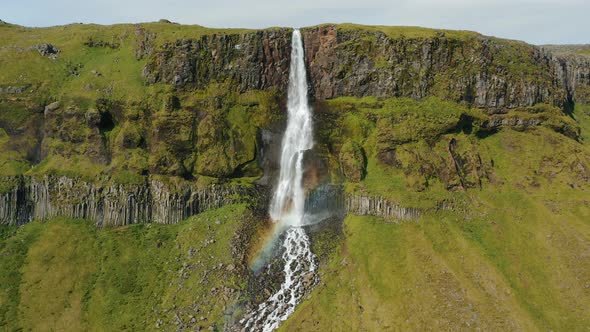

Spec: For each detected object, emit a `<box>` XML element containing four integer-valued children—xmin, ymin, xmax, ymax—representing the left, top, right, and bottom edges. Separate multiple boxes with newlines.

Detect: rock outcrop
<box><xmin>0</xmin><ymin>175</ymin><xmax>260</xmax><ymax>226</ymax></box>
<box><xmin>0</xmin><ymin>85</ymin><xmax>30</xmax><ymax>94</ymax></box>
<box><xmin>551</xmin><ymin>53</ymin><xmax>590</xmax><ymax>104</ymax></box>
<box><xmin>304</xmin><ymin>184</ymin><xmax>420</xmax><ymax>222</ymax></box>
<box><xmin>34</xmin><ymin>43</ymin><xmax>59</xmax><ymax>57</ymax></box>
<box><xmin>345</xmin><ymin>194</ymin><xmax>421</xmax><ymax>221</ymax></box>
<box><xmin>143</xmin><ymin>28</ymin><xmax>292</xmax><ymax>92</ymax></box>
<box><xmin>134</xmin><ymin>25</ymin><xmax>156</xmax><ymax>60</ymax></box>
<box><xmin>300</xmin><ymin>25</ymin><xmax>590</xmax><ymax>110</ymax></box>
<box><xmin>141</xmin><ymin>24</ymin><xmax>590</xmax><ymax>110</ymax></box>
<box><xmin>481</xmin><ymin>112</ymin><xmax>580</xmax><ymax>139</ymax></box>
<box><xmin>0</xmin><ymin>174</ymin><xmax>424</xmax><ymax>227</ymax></box>
<box><xmin>0</xmin><ymin>175</ymin><xmax>423</xmax><ymax>226</ymax></box>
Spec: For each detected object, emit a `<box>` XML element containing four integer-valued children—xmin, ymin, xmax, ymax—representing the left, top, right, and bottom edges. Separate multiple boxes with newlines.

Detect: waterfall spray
<box><xmin>242</xmin><ymin>29</ymin><xmax>318</xmax><ymax>332</ymax></box>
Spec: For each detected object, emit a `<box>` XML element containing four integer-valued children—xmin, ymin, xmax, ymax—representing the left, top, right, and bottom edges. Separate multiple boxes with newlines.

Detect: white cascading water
<box><xmin>269</xmin><ymin>28</ymin><xmax>313</xmax><ymax>225</ymax></box>
<box><xmin>242</xmin><ymin>29</ymin><xmax>318</xmax><ymax>332</ymax></box>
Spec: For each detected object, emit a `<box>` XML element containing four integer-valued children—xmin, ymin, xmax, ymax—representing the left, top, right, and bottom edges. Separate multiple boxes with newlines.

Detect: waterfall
<box><xmin>269</xmin><ymin>29</ymin><xmax>313</xmax><ymax>225</ymax></box>
<box><xmin>242</xmin><ymin>29</ymin><xmax>318</xmax><ymax>332</ymax></box>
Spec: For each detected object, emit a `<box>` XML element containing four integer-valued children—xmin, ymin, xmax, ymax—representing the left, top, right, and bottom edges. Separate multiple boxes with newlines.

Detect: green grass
<box><xmin>0</xmin><ymin>22</ymin><xmax>278</xmax><ymax>104</ymax></box>
<box><xmin>0</xmin><ymin>222</ymin><xmax>44</xmax><ymax>328</ymax></box>
<box><xmin>1</xmin><ymin>96</ymin><xmax>590</xmax><ymax>330</ymax></box>
<box><xmin>0</xmin><ymin>20</ymin><xmax>573</xmax><ymax>183</ymax></box>
<box><xmin>333</xmin><ymin>23</ymin><xmax>481</xmax><ymax>40</ymax></box>
<box><xmin>28</xmin><ymin>154</ymin><xmax>108</xmax><ymax>181</ymax></box>
<box><xmin>0</xmin><ymin>21</ymin><xmax>279</xmax><ymax>164</ymax></box>
<box><xmin>0</xmin><ymin>21</ymin><xmax>286</xmax><ymax>180</ymax></box>
<box><xmin>283</xmin><ymin>191</ymin><xmax>590</xmax><ymax>331</ymax></box>
<box><xmin>0</xmin><ymin>204</ymin><xmax>250</xmax><ymax>331</ymax></box>
<box><xmin>319</xmin><ymin>96</ymin><xmax>586</xmax><ymax>207</ymax></box>
<box><xmin>575</xmin><ymin>103</ymin><xmax>590</xmax><ymax>143</ymax></box>
<box><xmin>542</xmin><ymin>44</ymin><xmax>590</xmax><ymax>58</ymax></box>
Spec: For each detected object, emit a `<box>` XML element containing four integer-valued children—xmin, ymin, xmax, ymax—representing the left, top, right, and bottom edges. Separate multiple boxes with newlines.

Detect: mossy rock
<box><xmin>339</xmin><ymin>140</ymin><xmax>366</xmax><ymax>182</ymax></box>
<box><xmin>115</xmin><ymin>123</ymin><xmax>143</xmax><ymax>149</ymax></box>
<box><xmin>195</xmin><ymin>110</ymin><xmax>258</xmax><ymax>178</ymax></box>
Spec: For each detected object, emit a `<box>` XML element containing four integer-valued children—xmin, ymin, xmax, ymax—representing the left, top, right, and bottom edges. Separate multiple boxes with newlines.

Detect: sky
<box><xmin>1</xmin><ymin>0</ymin><xmax>588</xmax><ymax>45</ymax></box>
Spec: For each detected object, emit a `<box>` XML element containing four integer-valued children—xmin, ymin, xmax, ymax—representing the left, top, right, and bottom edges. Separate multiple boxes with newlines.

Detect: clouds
<box><xmin>2</xmin><ymin>0</ymin><xmax>588</xmax><ymax>44</ymax></box>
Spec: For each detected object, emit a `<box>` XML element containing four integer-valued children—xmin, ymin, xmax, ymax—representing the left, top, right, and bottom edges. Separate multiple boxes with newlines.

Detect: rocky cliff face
<box><xmin>0</xmin><ymin>175</ymin><xmax>260</xmax><ymax>226</ymax></box>
<box><xmin>138</xmin><ymin>25</ymin><xmax>590</xmax><ymax>108</ymax></box>
<box><xmin>0</xmin><ymin>175</ymin><xmax>424</xmax><ymax>226</ymax></box>
<box><xmin>304</xmin><ymin>184</ymin><xmax>421</xmax><ymax>222</ymax></box>
<box><xmin>345</xmin><ymin>194</ymin><xmax>421</xmax><ymax>221</ymax></box>
<box><xmin>143</xmin><ymin>28</ymin><xmax>292</xmax><ymax>92</ymax></box>
<box><xmin>140</xmin><ymin>24</ymin><xmax>590</xmax><ymax>109</ymax></box>
<box><xmin>551</xmin><ymin>53</ymin><xmax>590</xmax><ymax>104</ymax></box>
<box><xmin>301</xmin><ymin>25</ymin><xmax>590</xmax><ymax>109</ymax></box>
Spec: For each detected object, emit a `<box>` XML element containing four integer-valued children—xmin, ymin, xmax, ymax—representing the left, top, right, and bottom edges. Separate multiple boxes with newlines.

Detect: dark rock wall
<box><xmin>301</xmin><ymin>25</ymin><xmax>590</xmax><ymax>108</ymax></box>
<box><xmin>142</xmin><ymin>25</ymin><xmax>590</xmax><ymax>109</ymax></box>
<box><xmin>0</xmin><ymin>176</ymin><xmax>260</xmax><ymax>226</ymax></box>
<box><xmin>345</xmin><ymin>194</ymin><xmax>421</xmax><ymax>222</ymax></box>
<box><xmin>551</xmin><ymin>53</ymin><xmax>590</xmax><ymax>104</ymax></box>
<box><xmin>304</xmin><ymin>184</ymin><xmax>421</xmax><ymax>222</ymax></box>
<box><xmin>1</xmin><ymin>176</ymin><xmax>424</xmax><ymax>226</ymax></box>
<box><xmin>143</xmin><ymin>28</ymin><xmax>292</xmax><ymax>92</ymax></box>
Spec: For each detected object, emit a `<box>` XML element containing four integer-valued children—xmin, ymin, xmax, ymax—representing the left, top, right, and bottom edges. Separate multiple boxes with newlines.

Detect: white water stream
<box><xmin>242</xmin><ymin>29</ymin><xmax>318</xmax><ymax>332</ymax></box>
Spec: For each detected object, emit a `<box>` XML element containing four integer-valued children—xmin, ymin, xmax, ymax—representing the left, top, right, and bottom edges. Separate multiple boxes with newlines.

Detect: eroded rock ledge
<box><xmin>302</xmin><ymin>25</ymin><xmax>584</xmax><ymax>108</ymax></box>
<box><xmin>141</xmin><ymin>24</ymin><xmax>590</xmax><ymax>111</ymax></box>
<box><xmin>0</xmin><ymin>175</ymin><xmax>261</xmax><ymax>227</ymax></box>
<box><xmin>345</xmin><ymin>194</ymin><xmax>421</xmax><ymax>221</ymax></box>
<box><xmin>305</xmin><ymin>184</ymin><xmax>422</xmax><ymax>222</ymax></box>
<box><xmin>0</xmin><ymin>176</ymin><xmax>427</xmax><ymax>226</ymax></box>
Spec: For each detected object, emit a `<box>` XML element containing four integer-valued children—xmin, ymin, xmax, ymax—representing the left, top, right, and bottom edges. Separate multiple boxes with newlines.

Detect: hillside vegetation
<box><xmin>283</xmin><ymin>127</ymin><xmax>590</xmax><ymax>331</ymax></box>
<box><xmin>0</xmin><ymin>204</ymin><xmax>252</xmax><ymax>331</ymax></box>
<box><xmin>1</xmin><ymin>20</ymin><xmax>590</xmax><ymax>331</ymax></box>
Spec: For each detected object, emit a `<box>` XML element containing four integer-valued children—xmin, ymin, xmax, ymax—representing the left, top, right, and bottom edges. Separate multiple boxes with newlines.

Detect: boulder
<box><xmin>84</xmin><ymin>108</ymin><xmax>101</xmax><ymax>126</ymax></box>
<box><xmin>44</xmin><ymin>101</ymin><xmax>60</xmax><ymax>116</ymax></box>
<box><xmin>34</xmin><ymin>43</ymin><xmax>59</xmax><ymax>56</ymax></box>
<box><xmin>0</xmin><ymin>85</ymin><xmax>29</xmax><ymax>94</ymax></box>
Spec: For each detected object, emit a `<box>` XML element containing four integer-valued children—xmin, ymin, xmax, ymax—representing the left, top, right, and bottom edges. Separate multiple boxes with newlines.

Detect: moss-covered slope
<box><xmin>0</xmin><ymin>22</ymin><xmax>286</xmax><ymax>182</ymax></box>
<box><xmin>0</xmin><ymin>204</ymin><xmax>255</xmax><ymax>331</ymax></box>
<box><xmin>1</xmin><ymin>21</ymin><xmax>589</xmax><ymax>186</ymax></box>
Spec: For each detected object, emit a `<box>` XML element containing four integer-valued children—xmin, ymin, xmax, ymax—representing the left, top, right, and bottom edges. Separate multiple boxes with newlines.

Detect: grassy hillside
<box><xmin>3</xmin><ymin>189</ymin><xmax>590</xmax><ymax>331</ymax></box>
<box><xmin>0</xmin><ymin>22</ymin><xmax>254</xmax><ymax>100</ymax></box>
<box><xmin>0</xmin><ymin>21</ymin><xmax>284</xmax><ymax>182</ymax></box>
<box><xmin>2</xmin><ymin>121</ymin><xmax>589</xmax><ymax>331</ymax></box>
<box><xmin>281</xmin><ymin>95</ymin><xmax>590</xmax><ymax>331</ymax></box>
<box><xmin>0</xmin><ymin>204</ymin><xmax>251</xmax><ymax>331</ymax></box>
<box><xmin>542</xmin><ymin>44</ymin><xmax>590</xmax><ymax>57</ymax></box>
<box><xmin>282</xmin><ymin>196</ymin><xmax>590</xmax><ymax>331</ymax></box>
